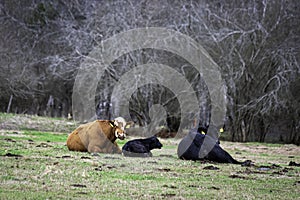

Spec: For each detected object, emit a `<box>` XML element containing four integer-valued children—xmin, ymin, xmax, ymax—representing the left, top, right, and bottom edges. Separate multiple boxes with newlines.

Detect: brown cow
<box><xmin>66</xmin><ymin>120</ymin><xmax>126</xmax><ymax>154</ymax></box>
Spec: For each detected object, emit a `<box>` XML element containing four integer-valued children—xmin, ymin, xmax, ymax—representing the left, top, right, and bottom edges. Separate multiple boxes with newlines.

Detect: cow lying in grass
<box><xmin>66</xmin><ymin>120</ymin><xmax>126</xmax><ymax>154</ymax></box>
<box><xmin>177</xmin><ymin>129</ymin><xmax>249</xmax><ymax>164</ymax></box>
<box><xmin>122</xmin><ymin>136</ymin><xmax>163</xmax><ymax>157</ymax></box>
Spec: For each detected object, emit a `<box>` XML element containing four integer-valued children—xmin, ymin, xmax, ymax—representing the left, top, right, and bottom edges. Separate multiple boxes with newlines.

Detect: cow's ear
<box><xmin>109</xmin><ymin>121</ymin><xmax>115</xmax><ymax>128</ymax></box>
<box><xmin>125</xmin><ymin>121</ymin><xmax>134</xmax><ymax>129</ymax></box>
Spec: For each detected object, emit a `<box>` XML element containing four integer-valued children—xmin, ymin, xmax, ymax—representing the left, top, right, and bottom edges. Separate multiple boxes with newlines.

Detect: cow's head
<box><xmin>114</xmin><ymin>117</ymin><xmax>127</xmax><ymax>130</ymax></box>
<box><xmin>109</xmin><ymin>121</ymin><xmax>126</xmax><ymax>140</ymax></box>
<box><xmin>149</xmin><ymin>136</ymin><xmax>163</xmax><ymax>150</ymax></box>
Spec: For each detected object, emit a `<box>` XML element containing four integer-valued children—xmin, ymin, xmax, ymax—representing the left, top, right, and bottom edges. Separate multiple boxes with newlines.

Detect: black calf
<box><xmin>122</xmin><ymin>136</ymin><xmax>163</xmax><ymax>157</ymax></box>
<box><xmin>177</xmin><ymin>129</ymin><xmax>246</xmax><ymax>164</ymax></box>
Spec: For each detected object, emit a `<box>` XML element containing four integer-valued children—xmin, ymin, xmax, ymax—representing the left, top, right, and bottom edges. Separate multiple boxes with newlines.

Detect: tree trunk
<box><xmin>6</xmin><ymin>95</ymin><xmax>13</xmax><ymax>113</ymax></box>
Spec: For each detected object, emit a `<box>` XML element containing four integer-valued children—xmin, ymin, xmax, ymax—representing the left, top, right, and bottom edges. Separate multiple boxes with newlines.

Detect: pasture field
<box><xmin>0</xmin><ymin>114</ymin><xmax>299</xmax><ymax>199</ymax></box>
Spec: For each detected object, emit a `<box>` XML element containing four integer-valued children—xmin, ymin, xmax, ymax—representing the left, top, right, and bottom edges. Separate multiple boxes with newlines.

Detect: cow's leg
<box><xmin>88</xmin><ymin>143</ymin><xmax>118</xmax><ymax>154</ymax></box>
<box><xmin>112</xmin><ymin>141</ymin><xmax>122</xmax><ymax>154</ymax></box>
<box><xmin>88</xmin><ymin>145</ymin><xmax>103</xmax><ymax>153</ymax></box>
<box><xmin>147</xmin><ymin>152</ymin><xmax>153</xmax><ymax>157</ymax></box>
<box><xmin>207</xmin><ymin>145</ymin><xmax>241</xmax><ymax>164</ymax></box>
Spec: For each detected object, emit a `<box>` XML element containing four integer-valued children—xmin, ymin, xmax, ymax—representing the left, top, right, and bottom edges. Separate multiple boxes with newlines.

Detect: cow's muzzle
<box><xmin>115</xmin><ymin>130</ymin><xmax>126</xmax><ymax>140</ymax></box>
<box><xmin>118</xmin><ymin>134</ymin><xmax>126</xmax><ymax>140</ymax></box>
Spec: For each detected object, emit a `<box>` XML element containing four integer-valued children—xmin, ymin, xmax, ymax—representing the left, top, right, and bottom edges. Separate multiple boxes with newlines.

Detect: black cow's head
<box><xmin>149</xmin><ymin>136</ymin><xmax>163</xmax><ymax>150</ymax></box>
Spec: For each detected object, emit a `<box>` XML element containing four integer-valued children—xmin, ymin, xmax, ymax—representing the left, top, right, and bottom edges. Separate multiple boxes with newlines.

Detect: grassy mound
<box><xmin>0</xmin><ymin>113</ymin><xmax>78</xmax><ymax>133</ymax></box>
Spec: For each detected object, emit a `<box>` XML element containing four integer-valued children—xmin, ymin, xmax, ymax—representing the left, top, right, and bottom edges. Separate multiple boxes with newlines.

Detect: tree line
<box><xmin>0</xmin><ymin>0</ymin><xmax>299</xmax><ymax>144</ymax></box>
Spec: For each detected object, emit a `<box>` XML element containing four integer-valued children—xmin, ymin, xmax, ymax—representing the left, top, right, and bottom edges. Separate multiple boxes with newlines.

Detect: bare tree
<box><xmin>186</xmin><ymin>0</ymin><xmax>299</xmax><ymax>143</ymax></box>
<box><xmin>0</xmin><ymin>0</ymin><xmax>298</xmax><ymax>143</ymax></box>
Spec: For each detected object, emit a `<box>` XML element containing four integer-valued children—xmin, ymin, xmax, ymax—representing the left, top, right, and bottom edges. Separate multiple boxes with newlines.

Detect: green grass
<box><xmin>0</xmin><ymin>113</ymin><xmax>299</xmax><ymax>199</ymax></box>
<box><xmin>244</xmin><ymin>142</ymin><xmax>284</xmax><ymax>147</ymax></box>
<box><xmin>0</xmin><ymin>130</ymin><xmax>299</xmax><ymax>199</ymax></box>
<box><xmin>1</xmin><ymin>130</ymin><xmax>67</xmax><ymax>142</ymax></box>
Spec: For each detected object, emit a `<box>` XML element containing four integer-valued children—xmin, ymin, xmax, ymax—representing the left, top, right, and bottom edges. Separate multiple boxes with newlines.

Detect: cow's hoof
<box><xmin>91</xmin><ymin>152</ymin><xmax>100</xmax><ymax>157</ymax></box>
<box><xmin>241</xmin><ymin>160</ymin><xmax>254</xmax><ymax>167</ymax></box>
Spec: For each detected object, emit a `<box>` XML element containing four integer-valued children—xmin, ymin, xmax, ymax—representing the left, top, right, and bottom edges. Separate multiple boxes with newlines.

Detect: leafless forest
<box><xmin>0</xmin><ymin>0</ymin><xmax>299</xmax><ymax>144</ymax></box>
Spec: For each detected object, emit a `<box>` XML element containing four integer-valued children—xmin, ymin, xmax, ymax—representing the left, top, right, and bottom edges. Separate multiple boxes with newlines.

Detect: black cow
<box><xmin>122</xmin><ymin>136</ymin><xmax>163</xmax><ymax>157</ymax></box>
<box><xmin>177</xmin><ymin>129</ymin><xmax>248</xmax><ymax>164</ymax></box>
